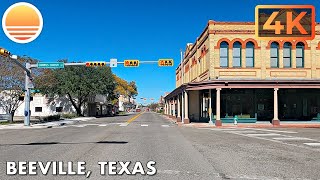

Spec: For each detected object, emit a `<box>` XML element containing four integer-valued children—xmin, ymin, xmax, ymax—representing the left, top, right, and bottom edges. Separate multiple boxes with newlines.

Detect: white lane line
<box><xmin>229</xmin><ymin>130</ymin><xmax>258</xmax><ymax>134</ymax></box>
<box><xmin>247</xmin><ymin>128</ymin><xmax>297</xmax><ymax>134</ymax></box>
<box><xmin>211</xmin><ymin>128</ymin><xmax>244</xmax><ymax>131</ymax></box>
<box><xmin>246</xmin><ymin>133</ymin><xmax>281</xmax><ymax>137</ymax></box>
<box><xmin>98</xmin><ymin>124</ymin><xmax>107</xmax><ymax>127</ymax></box>
<box><xmin>304</xmin><ymin>143</ymin><xmax>320</xmax><ymax>146</ymax></box>
<box><xmin>141</xmin><ymin>124</ymin><xmax>149</xmax><ymax>127</ymax></box>
<box><xmin>71</xmin><ymin>125</ymin><xmax>86</xmax><ymax>127</ymax></box>
<box><xmin>161</xmin><ymin>125</ymin><xmax>170</xmax><ymax>127</ymax></box>
<box><xmin>119</xmin><ymin>123</ymin><xmax>128</xmax><ymax>127</ymax></box>
<box><xmin>273</xmin><ymin>137</ymin><xmax>316</xmax><ymax>141</ymax></box>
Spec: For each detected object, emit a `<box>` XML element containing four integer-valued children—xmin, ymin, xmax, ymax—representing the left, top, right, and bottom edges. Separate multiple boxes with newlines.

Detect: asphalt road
<box><xmin>0</xmin><ymin>112</ymin><xmax>320</xmax><ymax>180</ymax></box>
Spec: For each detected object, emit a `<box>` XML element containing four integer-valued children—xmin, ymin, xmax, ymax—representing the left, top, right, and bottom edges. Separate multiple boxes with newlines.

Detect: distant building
<box><xmin>0</xmin><ymin>92</ymin><xmax>116</xmax><ymax>117</ymax></box>
<box><xmin>118</xmin><ymin>95</ymin><xmax>136</xmax><ymax>111</ymax></box>
<box><xmin>164</xmin><ymin>20</ymin><xmax>320</xmax><ymax>126</ymax></box>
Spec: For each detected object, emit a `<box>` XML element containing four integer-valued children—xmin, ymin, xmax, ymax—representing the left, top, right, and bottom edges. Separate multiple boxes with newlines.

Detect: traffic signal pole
<box><xmin>0</xmin><ymin>51</ymin><xmax>172</xmax><ymax>126</ymax></box>
<box><xmin>24</xmin><ymin>63</ymin><xmax>31</xmax><ymax>126</ymax></box>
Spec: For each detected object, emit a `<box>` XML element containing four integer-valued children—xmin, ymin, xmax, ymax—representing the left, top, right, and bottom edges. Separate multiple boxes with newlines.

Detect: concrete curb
<box><xmin>180</xmin><ymin>123</ymin><xmax>320</xmax><ymax>129</ymax></box>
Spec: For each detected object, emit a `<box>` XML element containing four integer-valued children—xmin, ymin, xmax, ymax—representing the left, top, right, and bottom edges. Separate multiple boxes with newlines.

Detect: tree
<box><xmin>112</xmin><ymin>75</ymin><xmax>138</xmax><ymax>105</ymax></box>
<box><xmin>148</xmin><ymin>102</ymin><xmax>159</xmax><ymax>110</ymax></box>
<box><xmin>35</xmin><ymin>62</ymin><xmax>115</xmax><ymax>116</ymax></box>
<box><xmin>0</xmin><ymin>56</ymin><xmax>38</xmax><ymax>122</ymax></box>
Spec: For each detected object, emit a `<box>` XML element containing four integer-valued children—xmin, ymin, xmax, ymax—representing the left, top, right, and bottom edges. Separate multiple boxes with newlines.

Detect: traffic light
<box><xmin>158</xmin><ymin>59</ymin><xmax>174</xmax><ymax>66</ymax></box>
<box><xmin>18</xmin><ymin>94</ymin><xmax>33</xmax><ymax>101</ymax></box>
<box><xmin>0</xmin><ymin>48</ymin><xmax>10</xmax><ymax>57</ymax></box>
<box><xmin>85</xmin><ymin>62</ymin><xmax>106</xmax><ymax>67</ymax></box>
<box><xmin>124</xmin><ymin>60</ymin><xmax>139</xmax><ymax>67</ymax></box>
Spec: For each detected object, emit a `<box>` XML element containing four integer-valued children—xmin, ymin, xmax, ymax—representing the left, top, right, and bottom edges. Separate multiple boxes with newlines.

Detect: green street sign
<box><xmin>37</xmin><ymin>62</ymin><xmax>64</xmax><ymax>68</ymax></box>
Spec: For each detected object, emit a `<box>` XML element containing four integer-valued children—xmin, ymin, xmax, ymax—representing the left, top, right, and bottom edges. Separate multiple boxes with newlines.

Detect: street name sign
<box><xmin>37</xmin><ymin>62</ymin><xmax>64</xmax><ymax>68</ymax></box>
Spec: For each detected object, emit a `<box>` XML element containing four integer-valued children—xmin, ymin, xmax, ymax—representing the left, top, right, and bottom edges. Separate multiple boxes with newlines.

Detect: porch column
<box><xmin>172</xmin><ymin>97</ymin><xmax>176</xmax><ymax>119</ymax></box>
<box><xmin>184</xmin><ymin>91</ymin><xmax>190</xmax><ymax>124</ymax></box>
<box><xmin>164</xmin><ymin>101</ymin><xmax>167</xmax><ymax>115</ymax></box>
<box><xmin>209</xmin><ymin>89</ymin><xmax>213</xmax><ymax>124</ymax></box>
<box><xmin>169</xmin><ymin>99</ymin><xmax>172</xmax><ymax>117</ymax></box>
<box><xmin>177</xmin><ymin>95</ymin><xmax>181</xmax><ymax>122</ymax></box>
<box><xmin>215</xmin><ymin>88</ymin><xmax>222</xmax><ymax>126</ymax></box>
<box><xmin>272</xmin><ymin>88</ymin><xmax>280</xmax><ymax>125</ymax></box>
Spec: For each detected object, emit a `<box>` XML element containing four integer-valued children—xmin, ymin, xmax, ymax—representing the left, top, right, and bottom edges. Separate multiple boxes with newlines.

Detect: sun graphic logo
<box><xmin>2</xmin><ymin>2</ymin><xmax>43</xmax><ymax>44</ymax></box>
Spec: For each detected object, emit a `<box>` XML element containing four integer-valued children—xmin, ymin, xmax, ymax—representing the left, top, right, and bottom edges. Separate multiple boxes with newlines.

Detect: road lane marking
<box><xmin>228</xmin><ymin>130</ymin><xmax>258</xmax><ymax>134</ymax></box>
<box><xmin>119</xmin><ymin>123</ymin><xmax>128</xmax><ymax>127</ymax></box>
<box><xmin>304</xmin><ymin>143</ymin><xmax>320</xmax><ymax>146</ymax></box>
<box><xmin>247</xmin><ymin>128</ymin><xmax>297</xmax><ymax>134</ymax></box>
<box><xmin>161</xmin><ymin>125</ymin><xmax>170</xmax><ymax>127</ymax></box>
<box><xmin>126</xmin><ymin>113</ymin><xmax>144</xmax><ymax>124</ymax></box>
<box><xmin>141</xmin><ymin>124</ymin><xmax>148</xmax><ymax>127</ymax></box>
<box><xmin>273</xmin><ymin>137</ymin><xmax>316</xmax><ymax>141</ymax></box>
<box><xmin>98</xmin><ymin>124</ymin><xmax>107</xmax><ymax>127</ymax></box>
<box><xmin>246</xmin><ymin>133</ymin><xmax>281</xmax><ymax>137</ymax></box>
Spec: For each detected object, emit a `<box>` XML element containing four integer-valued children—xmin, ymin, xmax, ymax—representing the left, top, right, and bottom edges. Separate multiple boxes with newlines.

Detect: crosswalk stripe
<box><xmin>161</xmin><ymin>125</ymin><xmax>170</xmax><ymax>127</ymax></box>
<box><xmin>273</xmin><ymin>137</ymin><xmax>315</xmax><ymax>141</ymax></box>
<box><xmin>304</xmin><ymin>143</ymin><xmax>320</xmax><ymax>146</ymax></box>
<box><xmin>141</xmin><ymin>124</ymin><xmax>148</xmax><ymax>127</ymax></box>
<box><xmin>246</xmin><ymin>133</ymin><xmax>281</xmax><ymax>137</ymax></box>
<box><xmin>98</xmin><ymin>124</ymin><xmax>107</xmax><ymax>127</ymax></box>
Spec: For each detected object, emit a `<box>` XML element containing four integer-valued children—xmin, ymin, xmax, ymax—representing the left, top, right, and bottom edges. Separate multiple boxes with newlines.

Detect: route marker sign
<box><xmin>110</xmin><ymin>58</ymin><xmax>117</xmax><ymax>67</ymax></box>
<box><xmin>124</xmin><ymin>60</ymin><xmax>139</xmax><ymax>67</ymax></box>
<box><xmin>158</xmin><ymin>59</ymin><xmax>174</xmax><ymax>66</ymax></box>
<box><xmin>37</xmin><ymin>62</ymin><xmax>64</xmax><ymax>68</ymax></box>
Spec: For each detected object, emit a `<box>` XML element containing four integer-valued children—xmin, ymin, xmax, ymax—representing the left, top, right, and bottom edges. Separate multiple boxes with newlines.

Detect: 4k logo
<box><xmin>255</xmin><ymin>5</ymin><xmax>315</xmax><ymax>40</ymax></box>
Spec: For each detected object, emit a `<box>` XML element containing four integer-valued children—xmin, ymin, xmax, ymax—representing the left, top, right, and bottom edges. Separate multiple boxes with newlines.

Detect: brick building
<box><xmin>164</xmin><ymin>20</ymin><xmax>320</xmax><ymax>126</ymax></box>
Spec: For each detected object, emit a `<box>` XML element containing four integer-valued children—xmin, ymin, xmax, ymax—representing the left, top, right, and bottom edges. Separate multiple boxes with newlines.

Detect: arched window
<box><xmin>233</xmin><ymin>41</ymin><xmax>241</xmax><ymax>67</ymax></box>
<box><xmin>220</xmin><ymin>41</ymin><xmax>229</xmax><ymax>67</ymax></box>
<box><xmin>283</xmin><ymin>42</ymin><xmax>292</xmax><ymax>68</ymax></box>
<box><xmin>246</xmin><ymin>42</ymin><xmax>254</xmax><ymax>67</ymax></box>
<box><xmin>270</xmin><ymin>42</ymin><xmax>279</xmax><ymax>68</ymax></box>
<box><xmin>296</xmin><ymin>42</ymin><xmax>305</xmax><ymax>68</ymax></box>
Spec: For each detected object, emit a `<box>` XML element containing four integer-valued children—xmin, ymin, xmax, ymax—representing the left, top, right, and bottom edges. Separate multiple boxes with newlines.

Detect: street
<box><xmin>0</xmin><ymin>112</ymin><xmax>320</xmax><ymax>180</ymax></box>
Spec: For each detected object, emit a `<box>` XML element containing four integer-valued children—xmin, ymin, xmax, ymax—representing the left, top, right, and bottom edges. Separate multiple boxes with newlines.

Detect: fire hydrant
<box><xmin>234</xmin><ymin>115</ymin><xmax>238</xmax><ymax>125</ymax></box>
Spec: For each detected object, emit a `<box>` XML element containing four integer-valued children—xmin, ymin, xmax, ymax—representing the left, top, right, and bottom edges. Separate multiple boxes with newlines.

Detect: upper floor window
<box><xmin>270</xmin><ymin>42</ymin><xmax>279</xmax><ymax>68</ymax></box>
<box><xmin>283</xmin><ymin>42</ymin><xmax>292</xmax><ymax>68</ymax></box>
<box><xmin>220</xmin><ymin>41</ymin><xmax>229</xmax><ymax>67</ymax></box>
<box><xmin>246</xmin><ymin>42</ymin><xmax>254</xmax><ymax>67</ymax></box>
<box><xmin>296</xmin><ymin>42</ymin><xmax>305</xmax><ymax>68</ymax></box>
<box><xmin>233</xmin><ymin>41</ymin><xmax>241</xmax><ymax>67</ymax></box>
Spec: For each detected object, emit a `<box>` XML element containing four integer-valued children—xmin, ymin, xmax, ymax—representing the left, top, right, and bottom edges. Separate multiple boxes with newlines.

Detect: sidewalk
<box><xmin>0</xmin><ymin>117</ymin><xmax>96</xmax><ymax>130</ymax></box>
<box><xmin>162</xmin><ymin>115</ymin><xmax>320</xmax><ymax>128</ymax></box>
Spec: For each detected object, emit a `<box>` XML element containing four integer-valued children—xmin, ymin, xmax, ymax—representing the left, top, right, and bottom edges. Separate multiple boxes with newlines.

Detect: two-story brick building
<box><xmin>164</xmin><ymin>20</ymin><xmax>320</xmax><ymax>126</ymax></box>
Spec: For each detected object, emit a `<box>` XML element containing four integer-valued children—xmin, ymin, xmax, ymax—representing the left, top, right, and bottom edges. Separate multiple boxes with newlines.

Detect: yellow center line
<box><xmin>126</xmin><ymin>112</ymin><xmax>144</xmax><ymax>124</ymax></box>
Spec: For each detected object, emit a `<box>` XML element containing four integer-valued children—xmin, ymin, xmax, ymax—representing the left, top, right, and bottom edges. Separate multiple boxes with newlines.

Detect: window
<box><xmin>233</xmin><ymin>41</ymin><xmax>241</xmax><ymax>67</ymax></box>
<box><xmin>270</xmin><ymin>42</ymin><xmax>279</xmax><ymax>68</ymax></box>
<box><xmin>296</xmin><ymin>42</ymin><xmax>304</xmax><ymax>68</ymax></box>
<box><xmin>56</xmin><ymin>107</ymin><xmax>63</xmax><ymax>112</ymax></box>
<box><xmin>35</xmin><ymin>107</ymin><xmax>42</xmax><ymax>112</ymax></box>
<box><xmin>220</xmin><ymin>41</ymin><xmax>229</xmax><ymax>67</ymax></box>
<box><xmin>246</xmin><ymin>42</ymin><xmax>254</xmax><ymax>67</ymax></box>
<box><xmin>283</xmin><ymin>42</ymin><xmax>292</xmax><ymax>68</ymax></box>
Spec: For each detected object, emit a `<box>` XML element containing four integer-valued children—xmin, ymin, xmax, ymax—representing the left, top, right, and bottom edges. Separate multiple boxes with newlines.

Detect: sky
<box><xmin>0</xmin><ymin>0</ymin><xmax>319</xmax><ymax>104</ymax></box>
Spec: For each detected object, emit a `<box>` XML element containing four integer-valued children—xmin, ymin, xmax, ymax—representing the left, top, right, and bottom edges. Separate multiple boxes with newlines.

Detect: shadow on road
<box><xmin>0</xmin><ymin>141</ymin><xmax>128</xmax><ymax>146</ymax></box>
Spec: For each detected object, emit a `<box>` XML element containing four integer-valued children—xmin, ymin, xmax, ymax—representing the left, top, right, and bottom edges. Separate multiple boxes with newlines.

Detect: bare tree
<box><xmin>0</xmin><ymin>56</ymin><xmax>38</xmax><ymax>122</ymax></box>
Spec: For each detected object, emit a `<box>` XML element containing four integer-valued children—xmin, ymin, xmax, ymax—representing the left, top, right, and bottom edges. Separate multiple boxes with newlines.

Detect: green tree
<box><xmin>35</xmin><ymin>61</ymin><xmax>115</xmax><ymax>116</ymax></box>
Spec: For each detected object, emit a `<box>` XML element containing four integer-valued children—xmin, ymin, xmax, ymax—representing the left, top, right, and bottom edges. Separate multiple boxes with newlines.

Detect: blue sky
<box><xmin>1</xmin><ymin>0</ymin><xmax>319</xmax><ymax>104</ymax></box>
